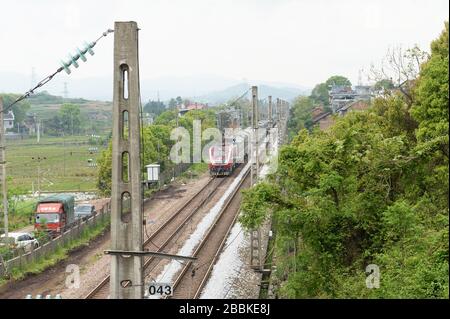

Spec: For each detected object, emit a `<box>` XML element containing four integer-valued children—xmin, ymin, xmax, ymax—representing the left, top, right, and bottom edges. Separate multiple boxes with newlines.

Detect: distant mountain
<box><xmin>196</xmin><ymin>83</ymin><xmax>310</xmax><ymax>105</ymax></box>
<box><xmin>0</xmin><ymin>72</ymin><xmax>310</xmax><ymax>103</ymax></box>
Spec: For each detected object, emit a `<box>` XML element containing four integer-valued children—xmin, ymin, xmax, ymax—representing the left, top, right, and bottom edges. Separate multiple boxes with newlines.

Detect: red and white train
<box><xmin>208</xmin><ymin>144</ymin><xmax>239</xmax><ymax>176</ymax></box>
<box><xmin>208</xmin><ymin>123</ymin><xmax>268</xmax><ymax>176</ymax></box>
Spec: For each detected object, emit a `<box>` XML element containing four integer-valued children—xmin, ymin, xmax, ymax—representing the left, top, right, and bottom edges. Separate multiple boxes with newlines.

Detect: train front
<box><xmin>208</xmin><ymin>145</ymin><xmax>234</xmax><ymax>176</ymax></box>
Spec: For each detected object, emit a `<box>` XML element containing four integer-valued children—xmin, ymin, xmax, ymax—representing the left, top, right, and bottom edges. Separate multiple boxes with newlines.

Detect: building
<box><xmin>329</xmin><ymin>85</ymin><xmax>357</xmax><ymax>113</ymax></box>
<box><xmin>329</xmin><ymin>85</ymin><xmax>374</xmax><ymax>113</ymax></box>
<box><xmin>311</xmin><ymin>106</ymin><xmax>326</xmax><ymax>119</ymax></box>
<box><xmin>24</xmin><ymin>113</ymin><xmax>38</xmax><ymax>135</ymax></box>
<box><xmin>178</xmin><ymin>103</ymin><xmax>208</xmax><ymax>116</ymax></box>
<box><xmin>314</xmin><ymin>100</ymin><xmax>370</xmax><ymax>131</ymax></box>
<box><xmin>4</xmin><ymin>111</ymin><xmax>15</xmax><ymax>131</ymax></box>
<box><xmin>337</xmin><ymin>100</ymin><xmax>370</xmax><ymax>116</ymax></box>
<box><xmin>142</xmin><ymin>113</ymin><xmax>154</xmax><ymax>126</ymax></box>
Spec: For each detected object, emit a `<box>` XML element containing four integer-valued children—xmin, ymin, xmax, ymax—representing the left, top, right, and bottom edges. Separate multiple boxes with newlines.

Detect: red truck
<box><xmin>34</xmin><ymin>194</ymin><xmax>75</xmax><ymax>237</ymax></box>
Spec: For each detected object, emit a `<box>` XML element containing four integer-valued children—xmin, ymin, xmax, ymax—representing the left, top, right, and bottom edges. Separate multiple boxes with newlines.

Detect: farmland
<box><xmin>6</xmin><ymin>135</ymin><xmax>106</xmax><ymax>193</ymax></box>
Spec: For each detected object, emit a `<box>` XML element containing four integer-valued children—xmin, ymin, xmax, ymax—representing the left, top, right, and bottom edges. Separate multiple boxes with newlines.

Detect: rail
<box><xmin>169</xmin><ymin>166</ymin><xmax>251</xmax><ymax>299</ymax></box>
<box><xmin>85</xmin><ymin>175</ymin><xmax>229</xmax><ymax>299</ymax></box>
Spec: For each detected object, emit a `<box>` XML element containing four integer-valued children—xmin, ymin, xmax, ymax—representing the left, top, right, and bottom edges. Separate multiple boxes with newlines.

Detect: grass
<box><xmin>7</xmin><ymin>200</ymin><xmax>38</xmax><ymax>231</ymax></box>
<box><xmin>179</xmin><ymin>163</ymin><xmax>209</xmax><ymax>182</ymax></box>
<box><xmin>6</xmin><ymin>135</ymin><xmax>106</xmax><ymax>192</ymax></box>
<box><xmin>0</xmin><ymin>216</ymin><xmax>110</xmax><ymax>286</ymax></box>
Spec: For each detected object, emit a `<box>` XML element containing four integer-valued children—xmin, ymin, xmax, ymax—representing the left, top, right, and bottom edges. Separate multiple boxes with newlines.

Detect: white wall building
<box><xmin>3</xmin><ymin>111</ymin><xmax>14</xmax><ymax>131</ymax></box>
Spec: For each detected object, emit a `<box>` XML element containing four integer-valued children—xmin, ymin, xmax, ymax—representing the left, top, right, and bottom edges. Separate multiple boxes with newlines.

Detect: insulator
<box><xmin>60</xmin><ymin>60</ymin><xmax>71</xmax><ymax>75</ymax></box>
<box><xmin>77</xmin><ymin>48</ymin><xmax>87</xmax><ymax>62</ymax></box>
<box><xmin>83</xmin><ymin>41</ymin><xmax>95</xmax><ymax>56</ymax></box>
<box><xmin>67</xmin><ymin>54</ymin><xmax>79</xmax><ymax>68</ymax></box>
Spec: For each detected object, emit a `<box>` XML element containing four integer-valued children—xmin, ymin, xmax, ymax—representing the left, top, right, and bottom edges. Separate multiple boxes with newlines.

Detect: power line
<box><xmin>227</xmin><ymin>88</ymin><xmax>252</xmax><ymax>108</ymax></box>
<box><xmin>1</xmin><ymin>28</ymin><xmax>114</xmax><ymax>115</ymax></box>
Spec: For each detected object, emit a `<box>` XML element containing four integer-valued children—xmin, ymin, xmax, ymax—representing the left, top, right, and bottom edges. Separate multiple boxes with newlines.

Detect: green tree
<box><xmin>310</xmin><ymin>76</ymin><xmax>352</xmax><ymax>106</ymax></box>
<box><xmin>287</xmin><ymin>96</ymin><xmax>315</xmax><ymax>137</ymax></box>
<box><xmin>310</xmin><ymin>83</ymin><xmax>330</xmax><ymax>106</ymax></box>
<box><xmin>239</xmin><ymin>27</ymin><xmax>449</xmax><ymax>298</ymax></box>
<box><xmin>154</xmin><ymin>110</ymin><xmax>179</xmax><ymax>126</ymax></box>
<box><xmin>59</xmin><ymin>103</ymin><xmax>82</xmax><ymax>135</ymax></box>
<box><xmin>96</xmin><ymin>109</ymin><xmax>217</xmax><ymax>196</ymax></box>
<box><xmin>374</xmin><ymin>79</ymin><xmax>395</xmax><ymax>91</ymax></box>
<box><xmin>325</xmin><ymin>75</ymin><xmax>352</xmax><ymax>87</ymax></box>
<box><xmin>168</xmin><ymin>98</ymin><xmax>177</xmax><ymax>110</ymax></box>
<box><xmin>96</xmin><ymin>124</ymin><xmax>173</xmax><ymax>197</ymax></box>
<box><xmin>0</xmin><ymin>94</ymin><xmax>31</xmax><ymax>126</ymax></box>
<box><xmin>411</xmin><ymin>22</ymin><xmax>449</xmax><ymax>158</ymax></box>
<box><xmin>144</xmin><ymin>100</ymin><xmax>166</xmax><ymax>116</ymax></box>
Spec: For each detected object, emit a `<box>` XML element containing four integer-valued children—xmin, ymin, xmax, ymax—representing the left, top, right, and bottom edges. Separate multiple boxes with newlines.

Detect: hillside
<box><xmin>196</xmin><ymin>83</ymin><xmax>309</xmax><ymax>104</ymax></box>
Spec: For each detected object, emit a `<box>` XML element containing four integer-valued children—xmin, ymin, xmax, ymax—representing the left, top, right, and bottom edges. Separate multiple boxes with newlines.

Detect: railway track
<box><xmin>85</xmin><ymin>165</ymin><xmax>245</xmax><ymax>299</ymax></box>
<box><xmin>168</xmin><ymin>167</ymin><xmax>251</xmax><ymax>299</ymax></box>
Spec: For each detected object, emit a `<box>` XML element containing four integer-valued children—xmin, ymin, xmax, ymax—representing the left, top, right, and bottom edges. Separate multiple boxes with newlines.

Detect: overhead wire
<box><xmin>226</xmin><ymin>88</ymin><xmax>252</xmax><ymax>108</ymax></box>
<box><xmin>0</xmin><ymin>28</ymin><xmax>114</xmax><ymax>115</ymax></box>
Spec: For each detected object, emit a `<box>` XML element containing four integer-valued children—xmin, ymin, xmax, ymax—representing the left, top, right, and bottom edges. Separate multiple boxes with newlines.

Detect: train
<box><xmin>208</xmin><ymin>126</ymin><xmax>268</xmax><ymax>176</ymax></box>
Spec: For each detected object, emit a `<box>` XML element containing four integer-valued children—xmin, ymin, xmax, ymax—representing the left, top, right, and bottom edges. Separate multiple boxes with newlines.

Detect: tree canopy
<box><xmin>96</xmin><ymin>108</ymin><xmax>216</xmax><ymax>196</ymax></box>
<box><xmin>310</xmin><ymin>75</ymin><xmax>352</xmax><ymax>106</ymax></box>
<box><xmin>325</xmin><ymin>75</ymin><xmax>352</xmax><ymax>87</ymax></box>
<box><xmin>144</xmin><ymin>100</ymin><xmax>166</xmax><ymax>116</ymax></box>
<box><xmin>0</xmin><ymin>94</ymin><xmax>31</xmax><ymax>126</ymax></box>
<box><xmin>239</xmin><ymin>24</ymin><xmax>449</xmax><ymax>299</ymax></box>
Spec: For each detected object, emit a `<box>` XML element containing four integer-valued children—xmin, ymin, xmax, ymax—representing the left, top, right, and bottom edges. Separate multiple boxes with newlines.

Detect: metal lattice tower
<box><xmin>110</xmin><ymin>21</ymin><xmax>144</xmax><ymax>299</ymax></box>
<box><xmin>63</xmin><ymin>82</ymin><xmax>69</xmax><ymax>99</ymax></box>
<box><xmin>31</xmin><ymin>67</ymin><xmax>37</xmax><ymax>90</ymax></box>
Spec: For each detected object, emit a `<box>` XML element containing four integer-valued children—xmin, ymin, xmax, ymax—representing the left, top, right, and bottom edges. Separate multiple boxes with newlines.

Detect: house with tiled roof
<box><xmin>179</xmin><ymin>103</ymin><xmax>208</xmax><ymax>116</ymax></box>
<box><xmin>3</xmin><ymin>111</ymin><xmax>14</xmax><ymax>131</ymax></box>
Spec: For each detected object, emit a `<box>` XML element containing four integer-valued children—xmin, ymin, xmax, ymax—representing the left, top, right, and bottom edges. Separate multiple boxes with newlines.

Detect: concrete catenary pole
<box><xmin>0</xmin><ymin>97</ymin><xmax>8</xmax><ymax>238</ymax></box>
<box><xmin>250</xmin><ymin>86</ymin><xmax>262</xmax><ymax>271</ymax></box>
<box><xmin>268</xmin><ymin>96</ymin><xmax>273</xmax><ymax>128</ymax></box>
<box><xmin>251</xmin><ymin>86</ymin><xmax>259</xmax><ymax>187</ymax></box>
<box><xmin>110</xmin><ymin>21</ymin><xmax>144</xmax><ymax>299</ymax></box>
<box><xmin>276</xmin><ymin>98</ymin><xmax>282</xmax><ymax>145</ymax></box>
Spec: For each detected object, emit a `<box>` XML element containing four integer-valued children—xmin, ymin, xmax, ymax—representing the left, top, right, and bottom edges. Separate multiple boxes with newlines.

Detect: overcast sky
<box><xmin>0</xmin><ymin>0</ymin><xmax>448</xmax><ymax>90</ymax></box>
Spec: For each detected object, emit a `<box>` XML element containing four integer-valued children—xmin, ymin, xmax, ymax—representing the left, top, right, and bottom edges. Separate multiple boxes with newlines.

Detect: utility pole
<box><xmin>31</xmin><ymin>156</ymin><xmax>47</xmax><ymax>198</ymax></box>
<box><xmin>280</xmin><ymin>100</ymin><xmax>288</xmax><ymax>144</ymax></box>
<box><xmin>251</xmin><ymin>86</ymin><xmax>259</xmax><ymax>187</ymax></box>
<box><xmin>63</xmin><ymin>82</ymin><xmax>69</xmax><ymax>99</ymax></box>
<box><xmin>281</xmin><ymin>100</ymin><xmax>285</xmax><ymax>145</ymax></box>
<box><xmin>63</xmin><ymin>134</ymin><xmax>66</xmax><ymax>177</ymax></box>
<box><xmin>250</xmin><ymin>86</ymin><xmax>262</xmax><ymax>271</ymax></box>
<box><xmin>110</xmin><ymin>21</ymin><xmax>144</xmax><ymax>299</ymax></box>
<box><xmin>267</xmin><ymin>96</ymin><xmax>273</xmax><ymax>151</ymax></box>
<box><xmin>0</xmin><ymin>97</ymin><xmax>8</xmax><ymax>238</ymax></box>
<box><xmin>268</xmin><ymin>96</ymin><xmax>273</xmax><ymax>128</ymax></box>
<box><xmin>276</xmin><ymin>98</ymin><xmax>281</xmax><ymax>145</ymax></box>
<box><xmin>37</xmin><ymin>120</ymin><xmax>41</xmax><ymax>144</ymax></box>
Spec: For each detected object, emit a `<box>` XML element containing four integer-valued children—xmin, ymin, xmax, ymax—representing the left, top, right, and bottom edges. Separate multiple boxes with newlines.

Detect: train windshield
<box><xmin>210</xmin><ymin>146</ymin><xmax>231</xmax><ymax>162</ymax></box>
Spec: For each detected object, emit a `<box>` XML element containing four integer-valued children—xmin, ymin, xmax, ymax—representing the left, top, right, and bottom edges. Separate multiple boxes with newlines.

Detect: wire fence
<box><xmin>0</xmin><ymin>200</ymin><xmax>111</xmax><ymax>278</ymax></box>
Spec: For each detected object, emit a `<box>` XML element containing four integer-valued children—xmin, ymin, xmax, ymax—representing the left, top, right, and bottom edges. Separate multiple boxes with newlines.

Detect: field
<box><xmin>5</xmin><ymin>135</ymin><xmax>106</xmax><ymax>193</ymax></box>
<box><xmin>29</xmin><ymin>100</ymin><xmax>113</xmax><ymax>135</ymax></box>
